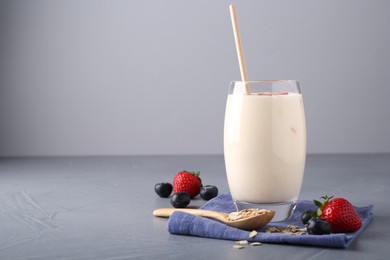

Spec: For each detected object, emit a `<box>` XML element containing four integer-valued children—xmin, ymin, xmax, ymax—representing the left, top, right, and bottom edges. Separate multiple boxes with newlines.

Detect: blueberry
<box><xmin>154</xmin><ymin>182</ymin><xmax>173</xmax><ymax>198</ymax></box>
<box><xmin>199</xmin><ymin>185</ymin><xmax>218</xmax><ymax>200</ymax></box>
<box><xmin>319</xmin><ymin>220</ymin><xmax>331</xmax><ymax>234</ymax></box>
<box><xmin>301</xmin><ymin>210</ymin><xmax>313</xmax><ymax>225</ymax></box>
<box><xmin>170</xmin><ymin>192</ymin><xmax>191</xmax><ymax>208</ymax></box>
<box><xmin>307</xmin><ymin>218</ymin><xmax>331</xmax><ymax>235</ymax></box>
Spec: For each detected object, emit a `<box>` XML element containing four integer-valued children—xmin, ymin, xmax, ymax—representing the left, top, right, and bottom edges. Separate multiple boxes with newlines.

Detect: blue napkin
<box><xmin>167</xmin><ymin>193</ymin><xmax>373</xmax><ymax>248</ymax></box>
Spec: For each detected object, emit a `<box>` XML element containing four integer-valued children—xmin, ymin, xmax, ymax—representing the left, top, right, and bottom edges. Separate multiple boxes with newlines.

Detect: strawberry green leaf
<box><xmin>321</xmin><ymin>195</ymin><xmax>334</xmax><ymax>206</ymax></box>
<box><xmin>191</xmin><ymin>171</ymin><xmax>200</xmax><ymax>177</ymax></box>
<box><xmin>317</xmin><ymin>208</ymin><xmax>322</xmax><ymax>217</ymax></box>
<box><xmin>313</xmin><ymin>200</ymin><xmax>323</xmax><ymax>208</ymax></box>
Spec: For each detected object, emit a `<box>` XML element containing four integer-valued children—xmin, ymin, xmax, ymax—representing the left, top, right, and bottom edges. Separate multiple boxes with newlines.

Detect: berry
<box><xmin>307</xmin><ymin>218</ymin><xmax>331</xmax><ymax>235</ymax></box>
<box><xmin>312</xmin><ymin>195</ymin><xmax>362</xmax><ymax>233</ymax></box>
<box><xmin>200</xmin><ymin>185</ymin><xmax>218</xmax><ymax>200</ymax></box>
<box><xmin>301</xmin><ymin>210</ymin><xmax>313</xmax><ymax>225</ymax></box>
<box><xmin>173</xmin><ymin>171</ymin><xmax>202</xmax><ymax>198</ymax></box>
<box><xmin>170</xmin><ymin>192</ymin><xmax>191</xmax><ymax>208</ymax></box>
<box><xmin>321</xmin><ymin>198</ymin><xmax>362</xmax><ymax>233</ymax></box>
<box><xmin>154</xmin><ymin>182</ymin><xmax>173</xmax><ymax>198</ymax></box>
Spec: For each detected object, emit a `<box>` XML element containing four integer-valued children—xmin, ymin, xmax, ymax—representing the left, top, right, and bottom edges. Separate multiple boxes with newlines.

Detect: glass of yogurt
<box><xmin>224</xmin><ymin>80</ymin><xmax>306</xmax><ymax>221</ymax></box>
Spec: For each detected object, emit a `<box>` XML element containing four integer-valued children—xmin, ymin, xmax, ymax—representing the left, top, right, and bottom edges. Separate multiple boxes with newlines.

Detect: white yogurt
<box><xmin>224</xmin><ymin>92</ymin><xmax>306</xmax><ymax>204</ymax></box>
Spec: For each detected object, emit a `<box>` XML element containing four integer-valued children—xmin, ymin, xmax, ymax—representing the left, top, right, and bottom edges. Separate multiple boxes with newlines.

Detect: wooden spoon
<box><xmin>153</xmin><ymin>208</ymin><xmax>275</xmax><ymax>231</ymax></box>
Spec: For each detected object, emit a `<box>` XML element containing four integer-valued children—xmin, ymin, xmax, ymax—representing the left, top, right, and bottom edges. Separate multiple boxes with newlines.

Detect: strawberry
<box><xmin>312</xmin><ymin>196</ymin><xmax>362</xmax><ymax>233</ymax></box>
<box><xmin>173</xmin><ymin>170</ymin><xmax>202</xmax><ymax>198</ymax></box>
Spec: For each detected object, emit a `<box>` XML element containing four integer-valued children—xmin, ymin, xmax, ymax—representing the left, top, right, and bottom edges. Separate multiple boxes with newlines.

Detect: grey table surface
<box><xmin>0</xmin><ymin>154</ymin><xmax>388</xmax><ymax>260</ymax></box>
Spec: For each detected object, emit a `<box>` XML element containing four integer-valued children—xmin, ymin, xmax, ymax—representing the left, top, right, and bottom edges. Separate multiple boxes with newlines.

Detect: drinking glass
<box><xmin>223</xmin><ymin>80</ymin><xmax>306</xmax><ymax>221</ymax></box>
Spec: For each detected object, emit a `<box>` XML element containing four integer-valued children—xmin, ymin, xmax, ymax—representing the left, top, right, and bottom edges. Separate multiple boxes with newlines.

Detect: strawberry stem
<box><xmin>312</xmin><ymin>195</ymin><xmax>334</xmax><ymax>218</ymax></box>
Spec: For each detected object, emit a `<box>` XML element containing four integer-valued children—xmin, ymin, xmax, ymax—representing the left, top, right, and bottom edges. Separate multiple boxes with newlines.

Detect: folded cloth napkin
<box><xmin>168</xmin><ymin>193</ymin><xmax>373</xmax><ymax>248</ymax></box>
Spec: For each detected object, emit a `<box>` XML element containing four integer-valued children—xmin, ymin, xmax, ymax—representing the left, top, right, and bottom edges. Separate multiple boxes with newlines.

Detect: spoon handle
<box><xmin>153</xmin><ymin>208</ymin><xmax>221</xmax><ymax>218</ymax></box>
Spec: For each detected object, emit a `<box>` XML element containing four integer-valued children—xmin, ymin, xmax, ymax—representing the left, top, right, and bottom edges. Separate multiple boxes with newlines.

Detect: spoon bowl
<box><xmin>153</xmin><ymin>208</ymin><xmax>275</xmax><ymax>231</ymax></box>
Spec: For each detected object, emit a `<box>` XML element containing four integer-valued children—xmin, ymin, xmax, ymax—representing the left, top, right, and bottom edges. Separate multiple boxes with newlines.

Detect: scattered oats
<box><xmin>265</xmin><ymin>227</ymin><xmax>283</xmax><ymax>233</ymax></box>
<box><xmin>287</xmin><ymin>225</ymin><xmax>302</xmax><ymax>232</ymax></box>
<box><xmin>235</xmin><ymin>240</ymin><xmax>249</xmax><ymax>245</ymax></box>
<box><xmin>249</xmin><ymin>230</ymin><xmax>258</xmax><ymax>238</ymax></box>
<box><xmin>287</xmin><ymin>225</ymin><xmax>301</xmax><ymax>229</ymax></box>
<box><xmin>265</xmin><ymin>226</ymin><xmax>307</xmax><ymax>235</ymax></box>
<box><xmin>233</xmin><ymin>239</ymin><xmax>264</xmax><ymax>249</ymax></box>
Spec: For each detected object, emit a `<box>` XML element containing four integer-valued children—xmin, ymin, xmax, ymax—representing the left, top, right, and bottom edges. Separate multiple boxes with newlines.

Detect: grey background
<box><xmin>0</xmin><ymin>0</ymin><xmax>389</xmax><ymax>156</ymax></box>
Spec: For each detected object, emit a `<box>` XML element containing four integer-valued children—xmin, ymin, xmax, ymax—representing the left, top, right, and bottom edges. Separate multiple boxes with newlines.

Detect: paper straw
<box><xmin>229</xmin><ymin>4</ymin><xmax>251</xmax><ymax>94</ymax></box>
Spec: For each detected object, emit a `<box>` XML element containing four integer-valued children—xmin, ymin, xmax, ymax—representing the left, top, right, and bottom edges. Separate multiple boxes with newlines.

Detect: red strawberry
<box><xmin>313</xmin><ymin>196</ymin><xmax>362</xmax><ymax>233</ymax></box>
<box><xmin>322</xmin><ymin>198</ymin><xmax>362</xmax><ymax>233</ymax></box>
<box><xmin>173</xmin><ymin>171</ymin><xmax>202</xmax><ymax>198</ymax></box>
